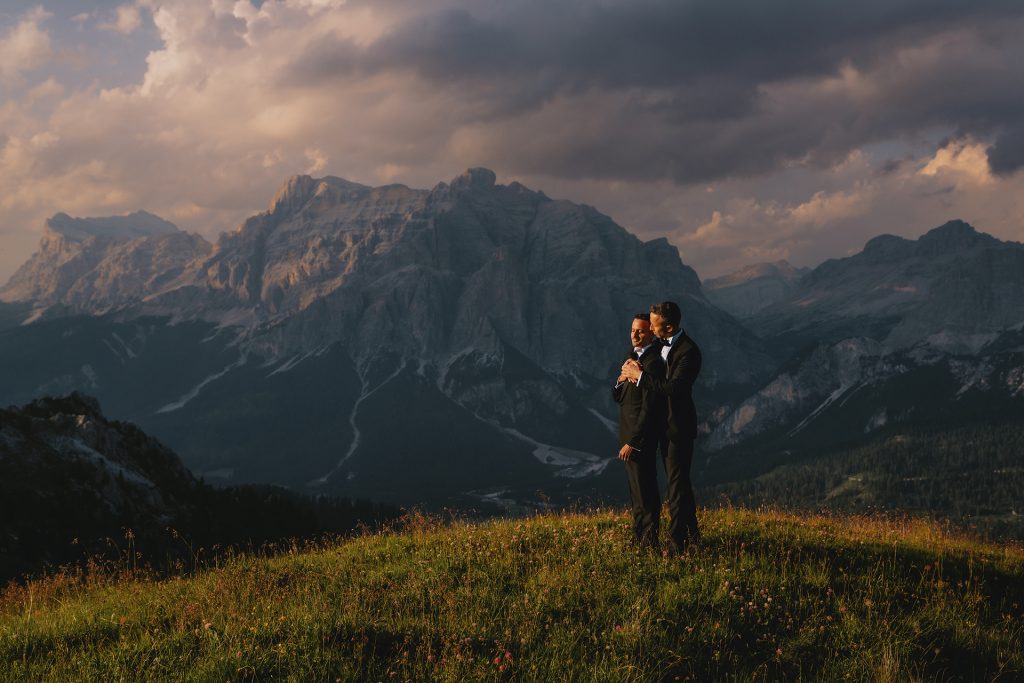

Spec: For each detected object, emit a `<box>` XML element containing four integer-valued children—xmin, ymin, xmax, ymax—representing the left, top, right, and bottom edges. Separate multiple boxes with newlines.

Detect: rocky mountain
<box><xmin>0</xmin><ymin>393</ymin><xmax>398</xmax><ymax>582</ymax></box>
<box><xmin>140</xmin><ymin>168</ymin><xmax>769</xmax><ymax>392</ymax></box>
<box><xmin>702</xmin><ymin>221</ymin><xmax>1024</xmax><ymax>465</ymax></box>
<box><xmin>702</xmin><ymin>260</ymin><xmax>807</xmax><ymax>318</ymax></box>
<box><xmin>0</xmin><ymin>211</ymin><xmax>211</xmax><ymax>317</ymax></box>
<box><xmin>749</xmin><ymin>221</ymin><xmax>1024</xmax><ymax>355</ymax></box>
<box><xmin>0</xmin><ymin>169</ymin><xmax>773</xmax><ymax>506</ymax></box>
<box><xmin>704</xmin><ymin>329</ymin><xmax>1024</xmax><ymax>453</ymax></box>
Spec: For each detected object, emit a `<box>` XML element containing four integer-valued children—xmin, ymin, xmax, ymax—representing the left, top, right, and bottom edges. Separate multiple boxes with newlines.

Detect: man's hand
<box><xmin>621</xmin><ymin>358</ymin><xmax>642</xmax><ymax>383</ymax></box>
<box><xmin>616</xmin><ymin>372</ymin><xmax>628</xmax><ymax>384</ymax></box>
<box><xmin>618</xmin><ymin>444</ymin><xmax>637</xmax><ymax>461</ymax></box>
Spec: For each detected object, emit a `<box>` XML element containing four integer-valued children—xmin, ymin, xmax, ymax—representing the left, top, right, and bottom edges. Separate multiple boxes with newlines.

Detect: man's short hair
<box><xmin>633</xmin><ymin>313</ymin><xmax>650</xmax><ymax>322</ymax></box>
<box><xmin>650</xmin><ymin>301</ymin><xmax>682</xmax><ymax>326</ymax></box>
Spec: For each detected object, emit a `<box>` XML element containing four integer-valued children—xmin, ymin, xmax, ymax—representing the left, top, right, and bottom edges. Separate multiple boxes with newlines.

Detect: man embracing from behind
<box><xmin>613</xmin><ymin>313</ymin><xmax>667</xmax><ymax>551</ymax></box>
<box><xmin>621</xmin><ymin>301</ymin><xmax>702</xmax><ymax>556</ymax></box>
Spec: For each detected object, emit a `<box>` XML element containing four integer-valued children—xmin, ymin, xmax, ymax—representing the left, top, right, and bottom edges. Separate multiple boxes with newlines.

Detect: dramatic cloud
<box><xmin>0</xmin><ymin>6</ymin><xmax>52</xmax><ymax>84</ymax></box>
<box><xmin>1</xmin><ymin>0</ymin><xmax>1023</xmax><ymax>282</ymax></box>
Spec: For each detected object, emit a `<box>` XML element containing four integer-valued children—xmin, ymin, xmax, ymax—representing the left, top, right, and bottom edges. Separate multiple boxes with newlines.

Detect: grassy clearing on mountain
<box><xmin>2</xmin><ymin>507</ymin><xmax>1022</xmax><ymax>681</ymax></box>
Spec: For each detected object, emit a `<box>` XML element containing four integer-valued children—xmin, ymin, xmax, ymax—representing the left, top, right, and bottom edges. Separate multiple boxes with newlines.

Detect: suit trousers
<box><xmin>662</xmin><ymin>436</ymin><xmax>699</xmax><ymax>552</ymax></box>
<box><xmin>623</xmin><ymin>448</ymin><xmax>661</xmax><ymax>549</ymax></box>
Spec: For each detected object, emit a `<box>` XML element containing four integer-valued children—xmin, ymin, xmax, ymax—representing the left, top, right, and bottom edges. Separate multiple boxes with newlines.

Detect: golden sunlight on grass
<box><xmin>2</xmin><ymin>507</ymin><xmax>1022</xmax><ymax>681</ymax></box>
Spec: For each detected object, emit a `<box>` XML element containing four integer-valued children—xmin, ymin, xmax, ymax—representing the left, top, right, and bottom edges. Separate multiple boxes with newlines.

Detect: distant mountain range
<box><xmin>749</xmin><ymin>220</ymin><xmax>1024</xmax><ymax>355</ymax></box>
<box><xmin>2</xmin><ymin>169</ymin><xmax>1022</xmax><ymax>511</ymax></box>
<box><xmin>0</xmin><ymin>169</ymin><xmax>770</xmax><ymax>507</ymax></box>
<box><xmin>702</xmin><ymin>221</ymin><xmax>1024</xmax><ymax>452</ymax></box>
<box><xmin>703</xmin><ymin>260</ymin><xmax>808</xmax><ymax>318</ymax></box>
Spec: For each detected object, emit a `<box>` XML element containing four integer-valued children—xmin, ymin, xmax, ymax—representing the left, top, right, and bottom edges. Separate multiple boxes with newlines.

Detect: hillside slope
<box><xmin>0</xmin><ymin>393</ymin><xmax>399</xmax><ymax>583</ymax></box>
<box><xmin>2</xmin><ymin>508</ymin><xmax>1021</xmax><ymax>681</ymax></box>
<box><xmin>704</xmin><ymin>423</ymin><xmax>1024</xmax><ymax>540</ymax></box>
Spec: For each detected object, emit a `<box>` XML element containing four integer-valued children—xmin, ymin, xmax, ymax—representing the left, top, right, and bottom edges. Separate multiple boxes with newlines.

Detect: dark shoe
<box><xmin>669</xmin><ymin>534</ymin><xmax>701</xmax><ymax>557</ymax></box>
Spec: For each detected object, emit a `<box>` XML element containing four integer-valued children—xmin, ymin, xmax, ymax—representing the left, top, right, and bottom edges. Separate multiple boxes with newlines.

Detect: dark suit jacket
<box><xmin>613</xmin><ymin>344</ymin><xmax>667</xmax><ymax>452</ymax></box>
<box><xmin>641</xmin><ymin>332</ymin><xmax>702</xmax><ymax>442</ymax></box>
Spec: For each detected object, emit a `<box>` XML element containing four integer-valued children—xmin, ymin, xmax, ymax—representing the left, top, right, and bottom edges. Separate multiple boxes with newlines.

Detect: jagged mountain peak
<box><xmin>916</xmin><ymin>219</ymin><xmax>1000</xmax><ymax>253</ymax></box>
<box><xmin>0</xmin><ymin>209</ymin><xmax>210</xmax><ymax>310</ymax></box>
<box><xmin>861</xmin><ymin>233</ymin><xmax>914</xmax><ymax>261</ymax></box>
<box><xmin>268</xmin><ymin>174</ymin><xmax>374</xmax><ymax>216</ymax></box>
<box><xmin>702</xmin><ymin>260</ymin><xmax>807</xmax><ymax>319</ymax></box>
<box><xmin>5</xmin><ymin>167</ymin><xmax>770</xmax><ymax>393</ymax></box>
<box><xmin>451</xmin><ymin>167</ymin><xmax>497</xmax><ymax>190</ymax></box>
<box><xmin>45</xmin><ymin>211</ymin><xmax>179</xmax><ymax>242</ymax></box>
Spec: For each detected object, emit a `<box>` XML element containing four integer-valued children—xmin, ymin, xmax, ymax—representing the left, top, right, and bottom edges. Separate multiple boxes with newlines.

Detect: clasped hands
<box><xmin>618</xmin><ymin>358</ymin><xmax>642</xmax><ymax>384</ymax></box>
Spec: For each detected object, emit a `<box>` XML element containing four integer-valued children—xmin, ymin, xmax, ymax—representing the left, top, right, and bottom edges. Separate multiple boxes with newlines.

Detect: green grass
<box><xmin>2</xmin><ymin>507</ymin><xmax>1022</xmax><ymax>681</ymax></box>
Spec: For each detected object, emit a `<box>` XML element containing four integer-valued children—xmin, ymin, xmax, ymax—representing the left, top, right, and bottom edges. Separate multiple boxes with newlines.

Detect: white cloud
<box><xmin>99</xmin><ymin>4</ymin><xmax>144</xmax><ymax>34</ymax></box>
<box><xmin>919</xmin><ymin>138</ymin><xmax>994</xmax><ymax>186</ymax></box>
<box><xmin>0</xmin><ymin>6</ymin><xmax>53</xmax><ymax>84</ymax></box>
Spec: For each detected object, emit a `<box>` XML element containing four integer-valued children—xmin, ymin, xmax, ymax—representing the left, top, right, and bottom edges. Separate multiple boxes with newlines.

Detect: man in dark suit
<box><xmin>613</xmin><ymin>313</ymin><xmax>667</xmax><ymax>550</ymax></box>
<box><xmin>621</xmin><ymin>301</ymin><xmax>702</xmax><ymax>555</ymax></box>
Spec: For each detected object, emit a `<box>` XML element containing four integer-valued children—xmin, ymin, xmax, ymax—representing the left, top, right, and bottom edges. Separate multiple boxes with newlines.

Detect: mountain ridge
<box><xmin>753</xmin><ymin>219</ymin><xmax>1024</xmax><ymax>354</ymax></box>
<box><xmin>0</xmin><ymin>169</ymin><xmax>773</xmax><ymax>500</ymax></box>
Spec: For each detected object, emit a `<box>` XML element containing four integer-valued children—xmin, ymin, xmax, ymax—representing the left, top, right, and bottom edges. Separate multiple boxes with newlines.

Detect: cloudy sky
<box><xmin>1</xmin><ymin>0</ymin><xmax>1023</xmax><ymax>283</ymax></box>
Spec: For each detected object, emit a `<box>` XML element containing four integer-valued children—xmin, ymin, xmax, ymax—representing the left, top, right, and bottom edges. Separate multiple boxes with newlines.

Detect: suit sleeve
<box><xmin>612</xmin><ymin>352</ymin><xmax>632</xmax><ymax>404</ymax></box>
<box><xmin>641</xmin><ymin>344</ymin><xmax>702</xmax><ymax>401</ymax></box>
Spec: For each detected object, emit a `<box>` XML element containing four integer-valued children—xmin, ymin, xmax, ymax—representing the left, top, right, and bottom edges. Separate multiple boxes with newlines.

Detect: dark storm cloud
<box><xmin>190</xmin><ymin>1</ymin><xmax>1024</xmax><ymax>185</ymax></box>
<box><xmin>304</xmin><ymin>0</ymin><xmax>1018</xmax><ymax>89</ymax></box>
<box><xmin>987</xmin><ymin>125</ymin><xmax>1024</xmax><ymax>176</ymax></box>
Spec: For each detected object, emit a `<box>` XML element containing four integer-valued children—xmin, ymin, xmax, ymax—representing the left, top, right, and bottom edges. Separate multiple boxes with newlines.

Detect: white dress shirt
<box><xmin>638</xmin><ymin>330</ymin><xmax>683</xmax><ymax>385</ymax></box>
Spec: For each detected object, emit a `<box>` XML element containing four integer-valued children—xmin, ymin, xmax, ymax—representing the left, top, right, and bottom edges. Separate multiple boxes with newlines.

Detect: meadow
<box><xmin>2</xmin><ymin>507</ymin><xmax>1022</xmax><ymax>681</ymax></box>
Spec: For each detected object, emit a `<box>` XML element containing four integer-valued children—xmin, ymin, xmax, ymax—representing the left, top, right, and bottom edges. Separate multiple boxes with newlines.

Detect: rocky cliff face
<box><xmin>0</xmin><ymin>211</ymin><xmax>211</xmax><ymax>315</ymax></box>
<box><xmin>144</xmin><ymin>168</ymin><xmax>764</xmax><ymax>389</ymax></box>
<box><xmin>4</xmin><ymin>170</ymin><xmax>769</xmax><ymax>390</ymax></box>
<box><xmin>0</xmin><ymin>170</ymin><xmax>773</xmax><ymax>502</ymax></box>
<box><xmin>703</xmin><ymin>260</ymin><xmax>807</xmax><ymax>318</ymax></box>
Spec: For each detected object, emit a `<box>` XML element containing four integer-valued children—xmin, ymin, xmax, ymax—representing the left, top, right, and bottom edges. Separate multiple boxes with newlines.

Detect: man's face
<box><xmin>630</xmin><ymin>318</ymin><xmax>654</xmax><ymax>348</ymax></box>
<box><xmin>649</xmin><ymin>312</ymin><xmax>675</xmax><ymax>341</ymax></box>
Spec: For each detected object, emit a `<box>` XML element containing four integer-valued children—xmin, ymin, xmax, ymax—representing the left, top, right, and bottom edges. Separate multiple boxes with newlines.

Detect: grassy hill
<box><xmin>2</xmin><ymin>507</ymin><xmax>1022</xmax><ymax>681</ymax></box>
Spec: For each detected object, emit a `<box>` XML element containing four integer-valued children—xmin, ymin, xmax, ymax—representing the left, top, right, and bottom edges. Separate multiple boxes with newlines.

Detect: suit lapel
<box><xmin>665</xmin><ymin>332</ymin><xmax>687</xmax><ymax>366</ymax></box>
